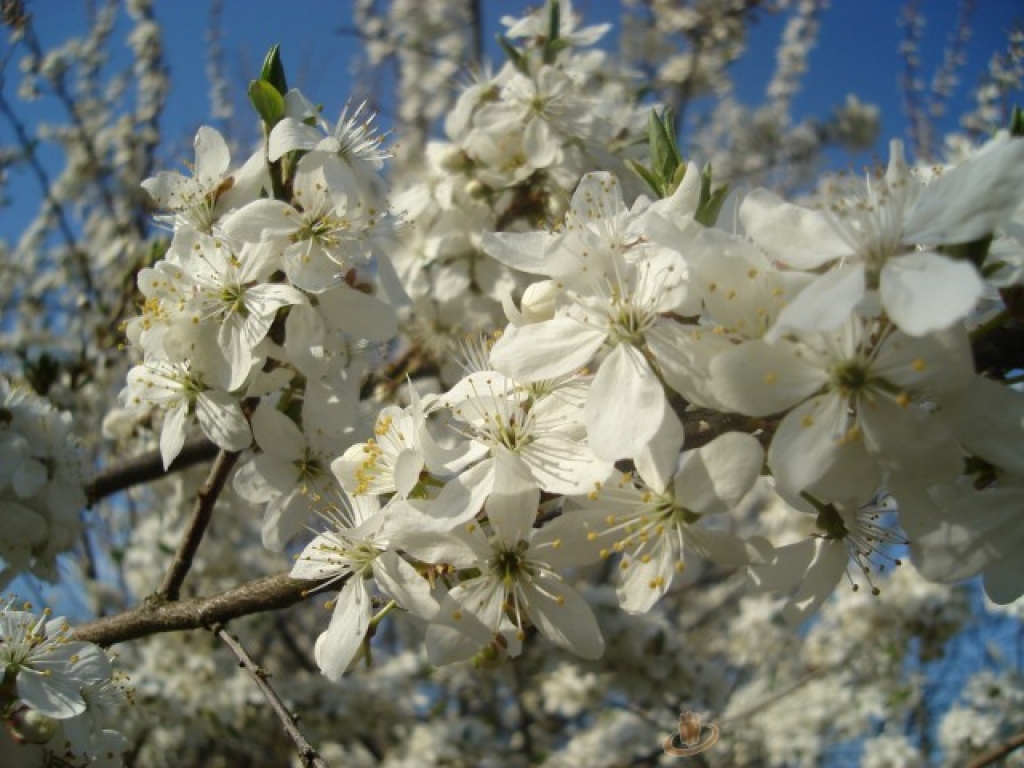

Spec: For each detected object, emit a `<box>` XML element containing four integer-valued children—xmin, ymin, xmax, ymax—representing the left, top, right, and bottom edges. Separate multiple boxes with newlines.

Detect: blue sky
<box><xmin>19</xmin><ymin>2</ymin><xmax>1024</xmax><ymax>143</ymax></box>
<box><xmin>6</xmin><ymin>1</ymin><xmax>1021</xmax><ymax>208</ymax></box>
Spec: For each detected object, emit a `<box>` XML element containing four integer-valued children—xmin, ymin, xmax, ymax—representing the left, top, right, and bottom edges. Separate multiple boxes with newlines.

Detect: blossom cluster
<box><xmin>0</xmin><ymin>375</ymin><xmax>85</xmax><ymax>588</ymax></box>
<box><xmin>0</xmin><ymin>601</ymin><xmax>129</xmax><ymax>767</ymax></box>
<box><xmin>110</xmin><ymin>1</ymin><xmax>1024</xmax><ymax>690</ymax></box>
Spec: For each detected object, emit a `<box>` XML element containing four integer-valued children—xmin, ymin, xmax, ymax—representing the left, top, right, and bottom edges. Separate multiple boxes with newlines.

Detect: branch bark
<box><xmin>157</xmin><ymin>449</ymin><xmax>240</xmax><ymax>602</ymax></box>
<box><xmin>72</xmin><ymin>571</ymin><xmax>335</xmax><ymax>647</ymax></box>
<box><xmin>85</xmin><ymin>438</ymin><xmax>219</xmax><ymax>506</ymax></box>
<box><xmin>966</xmin><ymin>728</ymin><xmax>1024</xmax><ymax>768</ymax></box>
<box><xmin>214</xmin><ymin>625</ymin><xmax>331</xmax><ymax>768</ymax></box>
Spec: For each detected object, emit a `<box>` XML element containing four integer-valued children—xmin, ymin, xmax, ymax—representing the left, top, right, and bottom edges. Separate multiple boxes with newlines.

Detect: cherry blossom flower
<box><xmin>563</xmin><ymin>432</ymin><xmax>770</xmax><ymax>613</ymax></box>
<box><xmin>397</xmin><ymin>466</ymin><xmax>605</xmax><ymax>661</ymax></box>
<box><xmin>0</xmin><ymin>603</ymin><xmax>113</xmax><ymax>719</ymax></box>
<box><xmin>710</xmin><ymin>315</ymin><xmax>972</xmax><ymax>499</ymax></box>
<box><xmin>742</xmin><ymin>137</ymin><xmax>1024</xmax><ymax>339</ymax></box>
<box><xmin>290</xmin><ymin>494</ymin><xmax>437</xmax><ymax>680</ymax></box>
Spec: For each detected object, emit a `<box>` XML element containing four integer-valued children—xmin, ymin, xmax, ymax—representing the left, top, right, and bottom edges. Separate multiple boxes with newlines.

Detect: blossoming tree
<box><xmin>1</xmin><ymin>1</ymin><xmax>1023</xmax><ymax>765</ymax></box>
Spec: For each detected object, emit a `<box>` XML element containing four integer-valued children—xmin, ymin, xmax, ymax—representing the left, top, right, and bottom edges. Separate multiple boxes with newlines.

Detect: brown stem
<box><xmin>966</xmin><ymin>729</ymin><xmax>1024</xmax><ymax>768</ymax></box>
<box><xmin>72</xmin><ymin>571</ymin><xmax>336</xmax><ymax>647</ymax></box>
<box><xmin>156</xmin><ymin>449</ymin><xmax>240</xmax><ymax>602</ymax></box>
<box><xmin>85</xmin><ymin>438</ymin><xmax>219</xmax><ymax>506</ymax></box>
<box><xmin>213</xmin><ymin>625</ymin><xmax>331</xmax><ymax>768</ymax></box>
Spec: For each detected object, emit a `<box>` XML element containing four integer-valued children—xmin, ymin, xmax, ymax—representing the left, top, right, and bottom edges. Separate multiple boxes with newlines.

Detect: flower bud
<box><xmin>7</xmin><ymin>705</ymin><xmax>59</xmax><ymax>745</ymax></box>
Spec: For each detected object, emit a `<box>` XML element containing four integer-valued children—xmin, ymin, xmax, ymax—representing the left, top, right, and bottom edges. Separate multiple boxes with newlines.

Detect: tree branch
<box><xmin>213</xmin><ymin>625</ymin><xmax>330</xmax><ymax>768</ymax></box>
<box><xmin>156</xmin><ymin>449</ymin><xmax>240</xmax><ymax>602</ymax></box>
<box><xmin>966</xmin><ymin>729</ymin><xmax>1024</xmax><ymax>768</ymax></box>
<box><xmin>85</xmin><ymin>438</ymin><xmax>219</xmax><ymax>506</ymax></box>
<box><xmin>71</xmin><ymin>571</ymin><xmax>336</xmax><ymax>647</ymax></box>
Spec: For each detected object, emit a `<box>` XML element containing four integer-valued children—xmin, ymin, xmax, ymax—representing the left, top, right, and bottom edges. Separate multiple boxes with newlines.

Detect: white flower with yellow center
<box><xmin>710</xmin><ymin>315</ymin><xmax>972</xmax><ymax>499</ymax></box>
<box><xmin>564</xmin><ymin>432</ymin><xmax>769</xmax><ymax>613</ymax></box>
<box><xmin>397</xmin><ymin>466</ymin><xmax>604</xmax><ymax>662</ymax></box>
<box><xmin>742</xmin><ymin>137</ymin><xmax>1024</xmax><ymax>338</ymax></box>
<box><xmin>290</xmin><ymin>493</ymin><xmax>437</xmax><ymax>681</ymax></box>
<box><xmin>0</xmin><ymin>603</ymin><xmax>112</xmax><ymax>719</ymax></box>
<box><xmin>486</xmin><ymin>172</ymin><xmax>698</xmax><ymax>461</ymax></box>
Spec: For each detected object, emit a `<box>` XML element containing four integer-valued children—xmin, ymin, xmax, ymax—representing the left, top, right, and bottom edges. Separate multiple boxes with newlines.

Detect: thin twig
<box><xmin>213</xmin><ymin>625</ymin><xmax>331</xmax><ymax>768</ymax></box>
<box><xmin>72</xmin><ymin>571</ymin><xmax>339</xmax><ymax>647</ymax></box>
<box><xmin>966</xmin><ymin>729</ymin><xmax>1024</xmax><ymax>768</ymax></box>
<box><xmin>85</xmin><ymin>437</ymin><xmax>219</xmax><ymax>506</ymax></box>
<box><xmin>156</xmin><ymin>448</ymin><xmax>240</xmax><ymax>602</ymax></box>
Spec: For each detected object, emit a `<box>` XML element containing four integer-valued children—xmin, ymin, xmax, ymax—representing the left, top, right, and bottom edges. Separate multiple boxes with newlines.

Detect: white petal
<box><xmin>315</xmin><ymin>579</ymin><xmax>371</xmax><ymax>681</ymax></box>
<box><xmin>373</xmin><ymin>550</ymin><xmax>438</xmax><ymax>620</ymax></box>
<box><xmin>523</xmin><ymin>575</ymin><xmax>605</xmax><ymax>659</ymax></box>
<box><xmin>780</xmin><ymin>539</ymin><xmax>847</xmax><ymax>625</ymax></box>
<box><xmin>268</xmin><ymin>118</ymin><xmax>323</xmax><ymax>162</ymax></box>
<box><xmin>585</xmin><ymin>344</ymin><xmax>666</xmax><ymax>462</ymax></box>
<box><xmin>318</xmin><ymin>285</ymin><xmax>398</xmax><ymax>342</ymax></box>
<box><xmin>16</xmin><ymin>668</ymin><xmax>86</xmax><ymax>719</ymax></box>
<box><xmin>768</xmin><ymin>394</ymin><xmax>846</xmax><ymax>496</ymax></box>
<box><xmin>421</xmin><ymin>460</ymin><xmax>494</xmax><ymax>530</ymax></box>
<box><xmin>482</xmin><ymin>231</ymin><xmax>559</xmax><ymax>275</ymax></box>
<box><xmin>739</xmin><ymin>188</ymin><xmax>849</xmax><ymax>268</ymax></box>
<box><xmin>160</xmin><ymin>402</ymin><xmax>189</xmax><ymax>470</ymax></box>
<box><xmin>195</xmin><ymin>390</ymin><xmax>252</xmax><ymax>452</ymax></box>
<box><xmin>251</xmin><ymin>404</ymin><xmax>305</xmax><ymax>460</ymax></box>
<box><xmin>674</xmin><ymin>432</ymin><xmax>763</xmax><ymax>516</ymax></box>
<box><xmin>489</xmin><ymin>318</ymin><xmax>605</xmax><ymax>382</ymax></box>
<box><xmin>710</xmin><ymin>339</ymin><xmax>826</xmax><ymax>417</ymax></box>
<box><xmin>633</xmin><ymin>405</ymin><xmax>685</xmax><ymax>494</ymax></box>
<box><xmin>616</xmin><ymin>540</ymin><xmax>673</xmax><ymax>613</ymax></box>
<box><xmin>194</xmin><ymin>126</ymin><xmax>230</xmax><ymax>183</ymax></box>
<box><xmin>261</xmin><ymin>492</ymin><xmax>310</xmax><ymax>551</ymax></box>
<box><xmin>943</xmin><ymin>376</ymin><xmax>1024</xmax><ymax>474</ymax></box>
<box><xmin>766</xmin><ymin>264</ymin><xmax>866</xmax><ymax>343</ymax></box>
<box><xmin>984</xmin><ymin>555</ymin><xmax>1024</xmax><ymax>605</ymax></box>
<box><xmin>879</xmin><ymin>252</ymin><xmax>984</xmax><ymax>336</ymax></box>
<box><xmin>905</xmin><ymin>138</ymin><xmax>1024</xmax><ymax>245</ymax></box>
<box><xmin>221</xmin><ymin>199</ymin><xmax>297</xmax><ymax>242</ymax></box>
<box><xmin>486</xmin><ymin>456</ymin><xmax>539</xmax><ymax>545</ymax></box>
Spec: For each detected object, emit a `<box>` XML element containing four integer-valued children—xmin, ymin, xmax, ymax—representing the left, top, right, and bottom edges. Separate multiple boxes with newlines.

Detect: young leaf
<box><xmin>259</xmin><ymin>44</ymin><xmax>288</xmax><ymax>96</ymax></box>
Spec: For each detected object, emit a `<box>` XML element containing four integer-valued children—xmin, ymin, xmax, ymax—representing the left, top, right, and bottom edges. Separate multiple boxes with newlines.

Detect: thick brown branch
<box><xmin>85</xmin><ymin>438</ymin><xmax>219</xmax><ymax>506</ymax></box>
<box><xmin>966</xmin><ymin>729</ymin><xmax>1024</xmax><ymax>768</ymax></box>
<box><xmin>214</xmin><ymin>626</ymin><xmax>330</xmax><ymax>768</ymax></box>
<box><xmin>157</xmin><ymin>449</ymin><xmax>240</xmax><ymax>602</ymax></box>
<box><xmin>72</xmin><ymin>572</ymin><xmax>333</xmax><ymax>647</ymax></box>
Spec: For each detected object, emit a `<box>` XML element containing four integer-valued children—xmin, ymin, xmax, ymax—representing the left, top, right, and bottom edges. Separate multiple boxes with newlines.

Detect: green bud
<box><xmin>248</xmin><ymin>79</ymin><xmax>285</xmax><ymax>131</ymax></box>
<box><xmin>1010</xmin><ymin>105</ymin><xmax>1023</xmax><ymax>137</ymax></box>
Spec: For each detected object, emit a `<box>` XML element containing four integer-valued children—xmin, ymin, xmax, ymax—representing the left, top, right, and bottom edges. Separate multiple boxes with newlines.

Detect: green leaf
<box><xmin>259</xmin><ymin>45</ymin><xmax>288</xmax><ymax>95</ymax></box>
<box><xmin>697</xmin><ymin>182</ymin><xmax>730</xmax><ymax>227</ymax></box>
<box><xmin>497</xmin><ymin>35</ymin><xmax>528</xmax><ymax>74</ymax></box>
<box><xmin>646</xmin><ymin>108</ymin><xmax>684</xmax><ymax>190</ymax></box>
<box><xmin>543</xmin><ymin>0</ymin><xmax>561</xmax><ymax>64</ymax></box>
<box><xmin>1010</xmin><ymin>105</ymin><xmax>1023</xmax><ymax>137</ymax></box>
<box><xmin>626</xmin><ymin>159</ymin><xmax>664</xmax><ymax>197</ymax></box>
<box><xmin>248</xmin><ymin>79</ymin><xmax>285</xmax><ymax>130</ymax></box>
<box><xmin>695</xmin><ymin>164</ymin><xmax>728</xmax><ymax>225</ymax></box>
